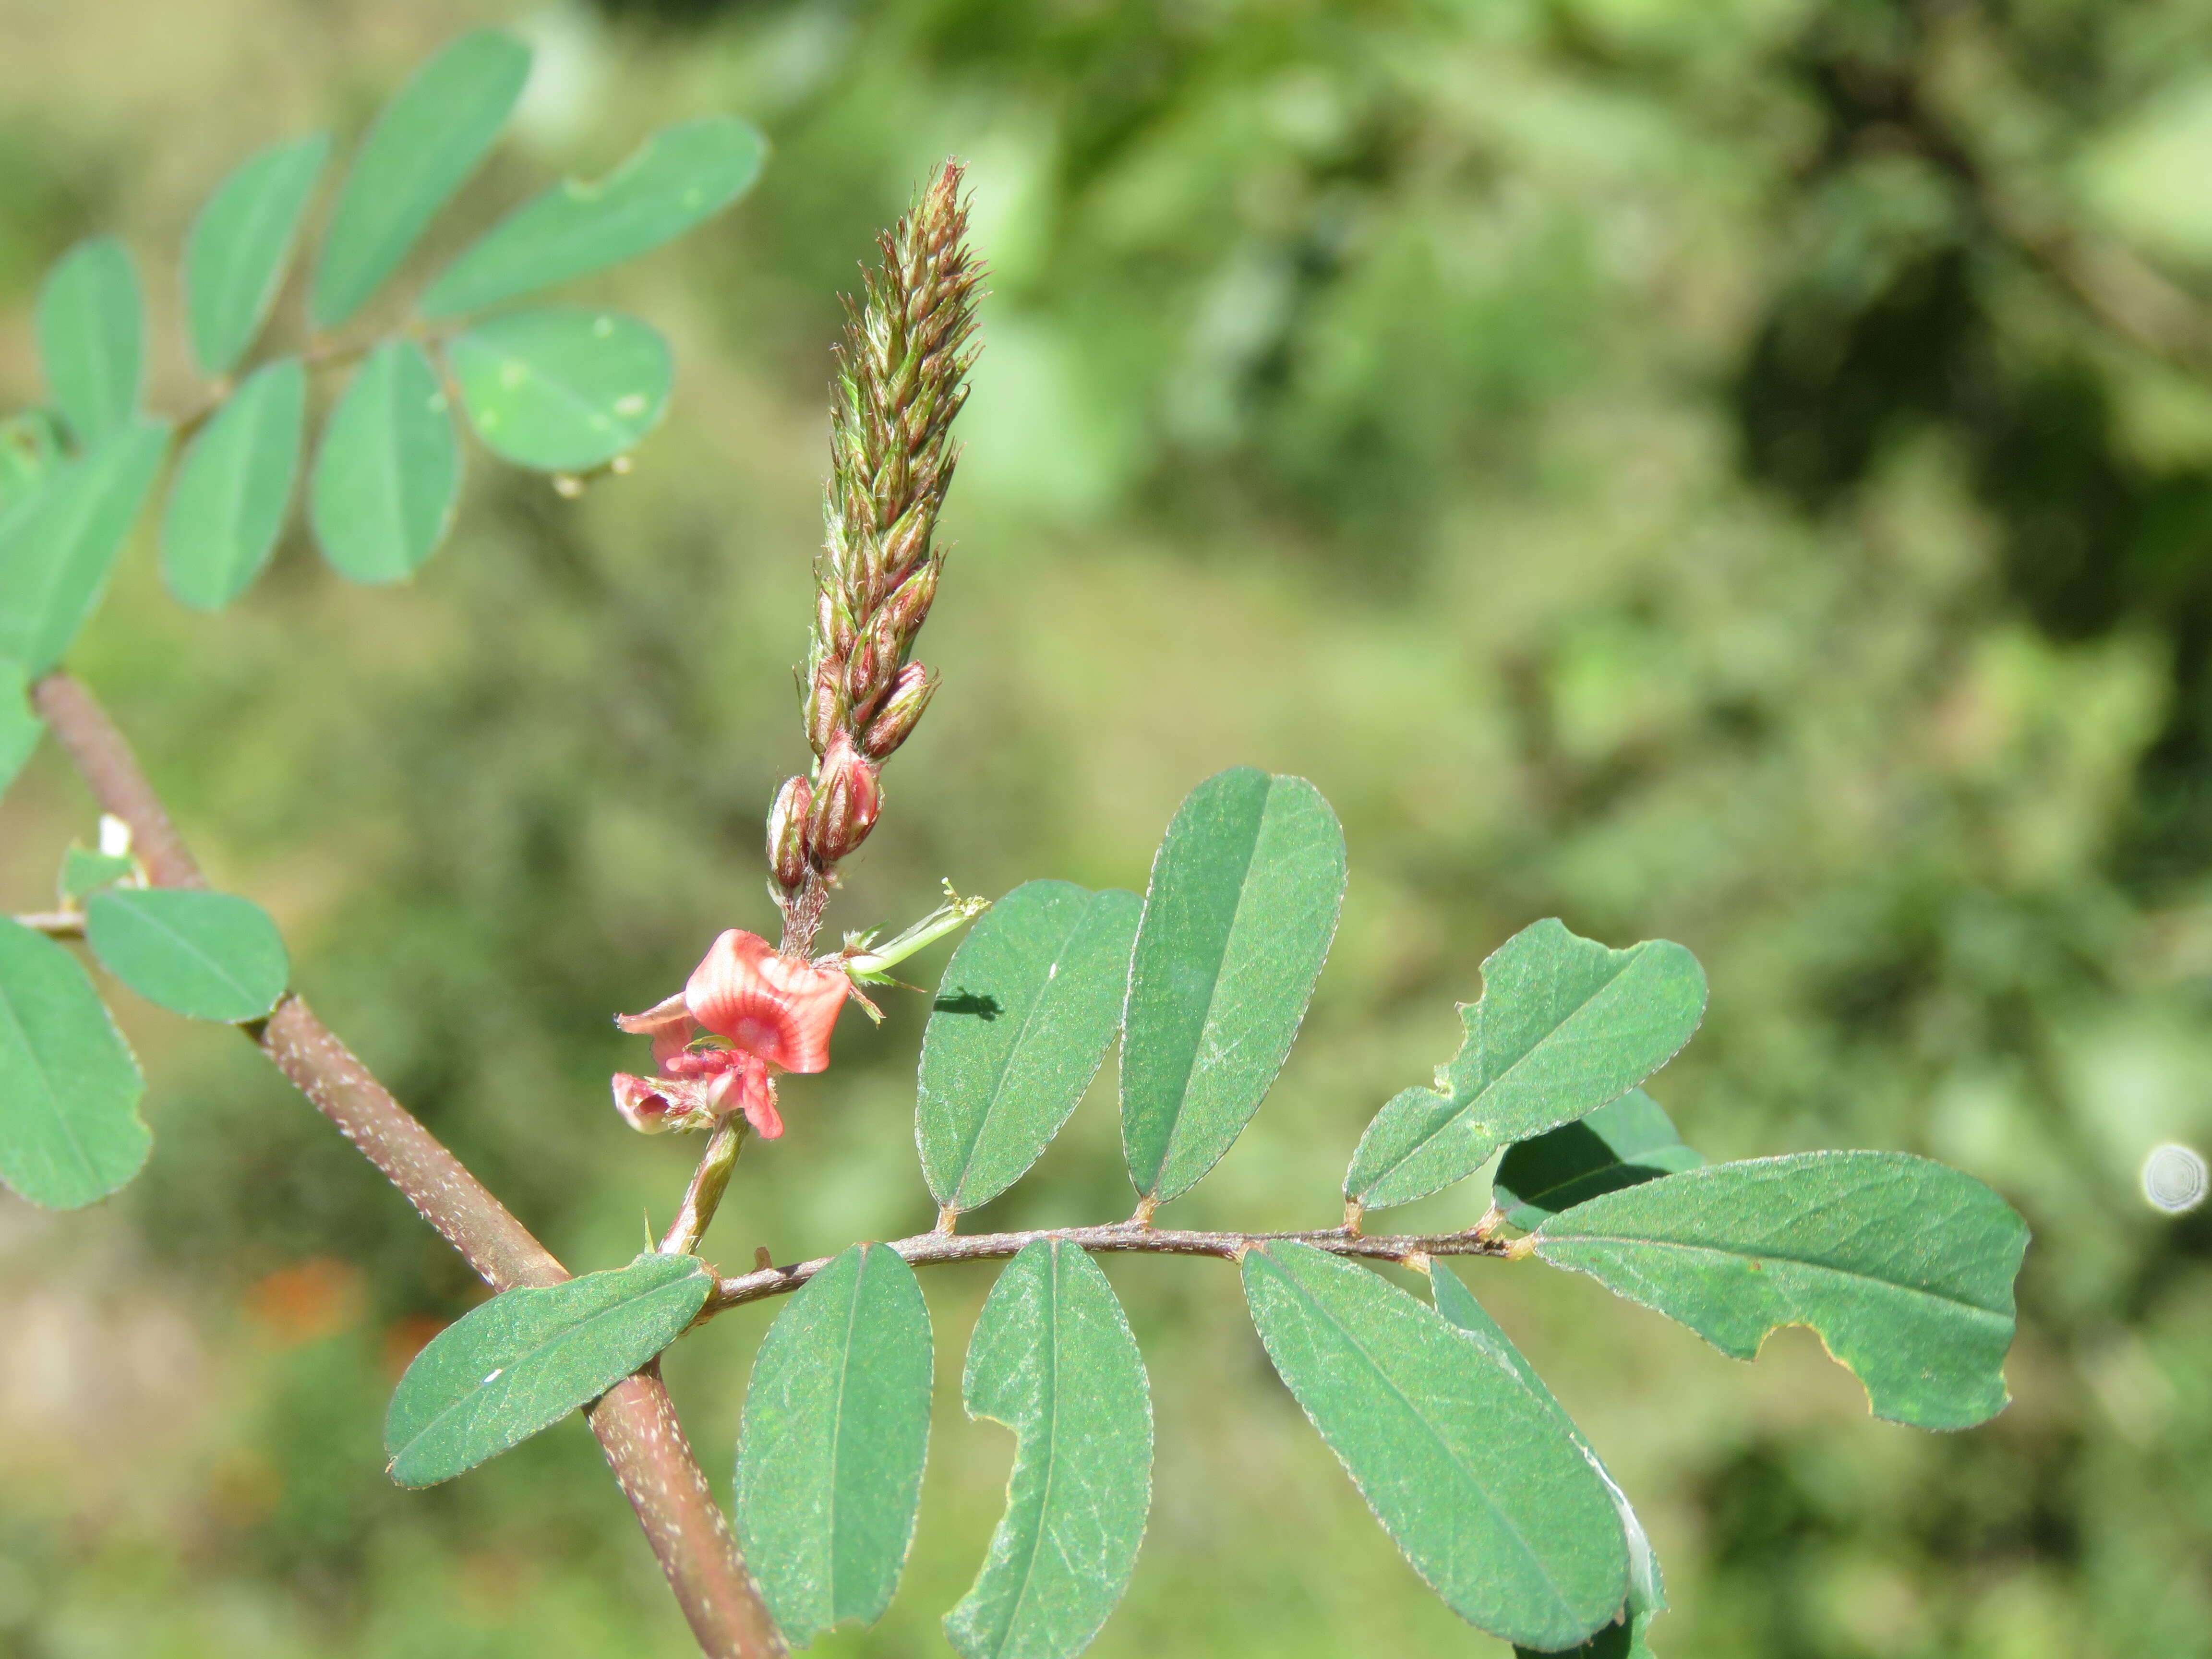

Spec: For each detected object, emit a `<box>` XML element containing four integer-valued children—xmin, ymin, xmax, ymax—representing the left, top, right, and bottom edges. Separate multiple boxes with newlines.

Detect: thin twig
<box><xmin>661</xmin><ymin>1117</ymin><xmax>749</xmax><ymax>1256</ymax></box>
<box><xmin>12</xmin><ymin>911</ymin><xmax>83</xmax><ymax>937</ymax></box>
<box><xmin>29</xmin><ymin>671</ymin><xmax>785</xmax><ymax>1659</ymax></box>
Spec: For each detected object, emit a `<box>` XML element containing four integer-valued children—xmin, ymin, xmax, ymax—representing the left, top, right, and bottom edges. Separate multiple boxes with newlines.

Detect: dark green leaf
<box><xmin>0</xmin><ymin>918</ymin><xmax>148</xmax><ymax>1209</ymax></box>
<box><xmin>37</xmin><ymin>238</ymin><xmax>143</xmax><ymax>445</ymax></box>
<box><xmin>446</xmin><ymin>308</ymin><xmax>671</xmax><ymax>471</ymax></box>
<box><xmin>0</xmin><ymin>412</ymin><xmax>64</xmax><ymax>512</ymax></box>
<box><xmin>310</xmin><ymin>339</ymin><xmax>462</xmax><ymax>583</ymax></box>
<box><xmin>160</xmin><ymin>356</ymin><xmax>305</xmax><ymax>612</ymax></box>
<box><xmin>309</xmin><ymin>30</ymin><xmax>532</xmax><ymax>329</ymax></box>
<box><xmin>183</xmin><ymin>133</ymin><xmax>331</xmax><ymax>375</ymax></box>
<box><xmin>1346</xmin><ymin>919</ymin><xmax>1707</xmax><ymax>1212</ymax></box>
<box><xmin>1493</xmin><ymin>1090</ymin><xmax>1704</xmax><ymax>1232</ymax></box>
<box><xmin>86</xmin><ymin>888</ymin><xmax>289</xmax><ymax>1023</ymax></box>
<box><xmin>735</xmin><ymin>1244</ymin><xmax>932</xmax><ymax>1647</ymax></box>
<box><xmin>0</xmin><ymin>669</ymin><xmax>38</xmax><ymax>799</ymax></box>
<box><xmin>1241</xmin><ymin>1242</ymin><xmax>1628</xmax><ymax>1651</ymax></box>
<box><xmin>0</xmin><ymin>417</ymin><xmax>170</xmax><ymax>674</ymax></box>
<box><xmin>386</xmin><ymin>1252</ymin><xmax>711</xmax><ymax>1488</ymax></box>
<box><xmin>1121</xmin><ymin>768</ymin><xmax>1346</xmax><ymax>1204</ymax></box>
<box><xmin>1517</xmin><ymin>1612</ymin><xmax>1657</xmax><ymax>1659</ymax></box>
<box><xmin>919</xmin><ymin>881</ymin><xmax>1142</xmax><ymax>1213</ymax></box>
<box><xmin>57</xmin><ymin>846</ymin><xmax>133</xmax><ymax>902</ymax></box>
<box><xmin>1532</xmin><ymin>1152</ymin><xmax>2028</xmax><ymax>1430</ymax></box>
<box><xmin>420</xmin><ymin>116</ymin><xmax>768</xmax><ymax>318</ymax></box>
<box><xmin>948</xmin><ymin>1240</ymin><xmax>1151</xmax><ymax>1659</ymax></box>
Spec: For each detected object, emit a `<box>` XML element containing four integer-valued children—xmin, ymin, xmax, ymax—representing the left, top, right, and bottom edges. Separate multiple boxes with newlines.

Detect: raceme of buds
<box><xmin>804</xmin><ymin>732</ymin><xmax>883</xmax><ymax>865</ymax></box>
<box><xmin>768</xmin><ymin>775</ymin><xmax>813</xmax><ymax>891</ymax></box>
<box><xmin>861</xmin><ymin>662</ymin><xmax>937</xmax><ymax>759</ymax></box>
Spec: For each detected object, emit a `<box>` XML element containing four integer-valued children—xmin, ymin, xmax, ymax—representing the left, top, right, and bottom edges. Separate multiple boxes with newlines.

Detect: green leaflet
<box><xmin>1532</xmin><ymin>1152</ymin><xmax>2029</xmax><ymax>1431</ymax></box>
<box><xmin>160</xmin><ymin>356</ymin><xmax>305</xmax><ymax>612</ymax></box>
<box><xmin>86</xmin><ymin>888</ymin><xmax>289</xmax><ymax>1023</ymax></box>
<box><xmin>310</xmin><ymin>29</ymin><xmax>532</xmax><ymax>329</ymax></box>
<box><xmin>183</xmin><ymin>133</ymin><xmax>331</xmax><ymax>375</ymax></box>
<box><xmin>1121</xmin><ymin>769</ymin><xmax>1345</xmax><ymax>1204</ymax></box>
<box><xmin>1493</xmin><ymin>1090</ymin><xmax>1704</xmax><ymax>1231</ymax></box>
<box><xmin>0</xmin><ymin>412</ymin><xmax>64</xmax><ymax>512</ymax></box>
<box><xmin>310</xmin><ymin>339</ymin><xmax>461</xmax><ymax>584</ymax></box>
<box><xmin>1518</xmin><ymin>1612</ymin><xmax>1658</xmax><ymax>1659</ymax></box>
<box><xmin>0</xmin><ymin>417</ymin><xmax>170</xmax><ymax>674</ymax></box>
<box><xmin>445</xmin><ymin>309</ymin><xmax>672</xmax><ymax>472</ymax></box>
<box><xmin>37</xmin><ymin>238</ymin><xmax>144</xmax><ymax>445</ymax></box>
<box><xmin>0</xmin><ymin>918</ymin><xmax>149</xmax><ymax>1209</ymax></box>
<box><xmin>948</xmin><ymin>1240</ymin><xmax>1152</xmax><ymax>1659</ymax></box>
<box><xmin>0</xmin><ymin>668</ymin><xmax>38</xmax><ymax>799</ymax></box>
<box><xmin>1345</xmin><ymin>919</ymin><xmax>1707</xmax><ymax>1211</ymax></box>
<box><xmin>1240</xmin><ymin>1241</ymin><xmax>1628</xmax><ymax>1652</ymax></box>
<box><xmin>734</xmin><ymin>1244</ymin><xmax>932</xmax><ymax>1647</ymax></box>
<box><xmin>57</xmin><ymin>846</ymin><xmax>133</xmax><ymax>903</ymax></box>
<box><xmin>385</xmin><ymin>1252</ymin><xmax>711</xmax><ymax>1488</ymax></box>
<box><xmin>421</xmin><ymin>116</ymin><xmax>768</xmax><ymax>318</ymax></box>
<box><xmin>918</xmin><ymin>881</ymin><xmax>1142</xmax><ymax>1213</ymax></box>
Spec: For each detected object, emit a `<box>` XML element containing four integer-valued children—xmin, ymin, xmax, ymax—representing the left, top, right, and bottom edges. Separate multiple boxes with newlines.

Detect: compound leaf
<box><xmin>919</xmin><ymin>881</ymin><xmax>1142</xmax><ymax>1213</ymax></box>
<box><xmin>385</xmin><ymin>1251</ymin><xmax>711</xmax><ymax>1488</ymax></box>
<box><xmin>184</xmin><ymin>132</ymin><xmax>331</xmax><ymax>375</ymax></box>
<box><xmin>310</xmin><ymin>29</ymin><xmax>531</xmax><ymax>329</ymax></box>
<box><xmin>1121</xmin><ymin>768</ymin><xmax>1345</xmax><ymax>1205</ymax></box>
<box><xmin>1531</xmin><ymin>1152</ymin><xmax>2028</xmax><ymax>1431</ymax></box>
<box><xmin>310</xmin><ymin>339</ymin><xmax>461</xmax><ymax>583</ymax></box>
<box><xmin>37</xmin><ymin>238</ymin><xmax>143</xmax><ymax>445</ymax></box>
<box><xmin>735</xmin><ymin>1244</ymin><xmax>932</xmax><ymax>1647</ymax></box>
<box><xmin>0</xmin><ymin>918</ymin><xmax>149</xmax><ymax>1209</ymax></box>
<box><xmin>0</xmin><ymin>417</ymin><xmax>170</xmax><ymax>674</ymax></box>
<box><xmin>948</xmin><ymin>1240</ymin><xmax>1151</xmax><ymax>1659</ymax></box>
<box><xmin>421</xmin><ymin>116</ymin><xmax>767</xmax><ymax>318</ymax></box>
<box><xmin>446</xmin><ymin>308</ymin><xmax>671</xmax><ymax>472</ymax></box>
<box><xmin>86</xmin><ymin>888</ymin><xmax>289</xmax><ymax>1023</ymax></box>
<box><xmin>1493</xmin><ymin>1090</ymin><xmax>1704</xmax><ymax>1232</ymax></box>
<box><xmin>1346</xmin><ymin>920</ymin><xmax>1707</xmax><ymax>1211</ymax></box>
<box><xmin>160</xmin><ymin>356</ymin><xmax>305</xmax><ymax>612</ymax></box>
<box><xmin>1240</xmin><ymin>1241</ymin><xmax>1627</xmax><ymax>1652</ymax></box>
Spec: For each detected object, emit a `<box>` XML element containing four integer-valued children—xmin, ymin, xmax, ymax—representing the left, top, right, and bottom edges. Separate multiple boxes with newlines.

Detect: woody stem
<box><xmin>661</xmin><ymin>1116</ymin><xmax>749</xmax><ymax>1256</ymax></box>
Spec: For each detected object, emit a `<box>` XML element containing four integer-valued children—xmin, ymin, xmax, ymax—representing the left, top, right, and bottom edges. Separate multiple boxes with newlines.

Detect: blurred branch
<box><xmin>26</xmin><ymin>671</ymin><xmax>787</xmax><ymax>1659</ymax></box>
<box><xmin>13</xmin><ymin>912</ymin><xmax>82</xmax><ymax>937</ymax></box>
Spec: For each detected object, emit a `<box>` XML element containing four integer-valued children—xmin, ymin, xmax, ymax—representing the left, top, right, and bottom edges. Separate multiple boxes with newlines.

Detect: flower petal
<box><xmin>613</xmin><ymin>1073</ymin><xmax>679</xmax><ymax>1133</ymax></box>
<box><xmin>685</xmin><ymin>928</ymin><xmax>852</xmax><ymax>1073</ymax></box>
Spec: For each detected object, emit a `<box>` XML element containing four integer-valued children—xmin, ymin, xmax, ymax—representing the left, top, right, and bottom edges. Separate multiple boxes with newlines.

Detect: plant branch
<box><xmin>703</xmin><ymin>1219</ymin><xmax>1517</xmax><ymax>1317</ymax></box>
<box><xmin>13</xmin><ymin>911</ymin><xmax>83</xmax><ymax>937</ymax></box>
<box><xmin>28</xmin><ymin>670</ymin><xmax>786</xmax><ymax>1659</ymax></box>
<box><xmin>661</xmin><ymin>1116</ymin><xmax>749</xmax><ymax>1256</ymax></box>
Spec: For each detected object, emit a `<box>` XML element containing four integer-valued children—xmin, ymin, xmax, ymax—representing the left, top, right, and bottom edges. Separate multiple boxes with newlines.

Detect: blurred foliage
<box><xmin>3</xmin><ymin>0</ymin><xmax>2212</xmax><ymax>1654</ymax></box>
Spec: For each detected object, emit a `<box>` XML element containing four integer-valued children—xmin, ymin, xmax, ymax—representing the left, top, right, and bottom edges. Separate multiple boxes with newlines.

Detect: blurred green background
<box><xmin>2</xmin><ymin>0</ymin><xmax>2210</xmax><ymax>1653</ymax></box>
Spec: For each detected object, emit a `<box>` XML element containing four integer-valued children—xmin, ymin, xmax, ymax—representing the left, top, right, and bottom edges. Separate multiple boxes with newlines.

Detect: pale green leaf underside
<box><xmin>0</xmin><ymin>413</ymin><xmax>64</xmax><ymax>514</ymax></box>
<box><xmin>0</xmin><ymin>918</ymin><xmax>148</xmax><ymax>1209</ymax></box>
<box><xmin>1121</xmin><ymin>768</ymin><xmax>1346</xmax><ymax>1204</ymax></box>
<box><xmin>949</xmin><ymin>1239</ymin><xmax>1152</xmax><ymax>1659</ymax></box>
<box><xmin>1533</xmin><ymin>1151</ymin><xmax>2028</xmax><ymax>1430</ymax></box>
<box><xmin>735</xmin><ymin>1243</ymin><xmax>932</xmax><ymax>1647</ymax></box>
<box><xmin>161</xmin><ymin>356</ymin><xmax>305</xmax><ymax>612</ymax></box>
<box><xmin>86</xmin><ymin>888</ymin><xmax>289</xmax><ymax>1023</ymax></box>
<box><xmin>1492</xmin><ymin>1089</ymin><xmax>1704</xmax><ymax>1231</ymax></box>
<box><xmin>1346</xmin><ymin>918</ymin><xmax>1707</xmax><ymax>1211</ymax></box>
<box><xmin>421</xmin><ymin>115</ymin><xmax>768</xmax><ymax>318</ymax></box>
<box><xmin>37</xmin><ymin>237</ymin><xmax>144</xmax><ymax>445</ymax></box>
<box><xmin>445</xmin><ymin>308</ymin><xmax>672</xmax><ymax>472</ymax></box>
<box><xmin>310</xmin><ymin>29</ymin><xmax>532</xmax><ymax>329</ymax></box>
<box><xmin>1240</xmin><ymin>1241</ymin><xmax>1627</xmax><ymax>1652</ymax></box>
<box><xmin>919</xmin><ymin>880</ymin><xmax>1142</xmax><ymax>1212</ymax></box>
<box><xmin>311</xmin><ymin>339</ymin><xmax>461</xmax><ymax>583</ymax></box>
<box><xmin>0</xmin><ymin>417</ymin><xmax>170</xmax><ymax>674</ymax></box>
<box><xmin>385</xmin><ymin>1252</ymin><xmax>710</xmax><ymax>1488</ymax></box>
<box><xmin>184</xmin><ymin>132</ymin><xmax>331</xmax><ymax>375</ymax></box>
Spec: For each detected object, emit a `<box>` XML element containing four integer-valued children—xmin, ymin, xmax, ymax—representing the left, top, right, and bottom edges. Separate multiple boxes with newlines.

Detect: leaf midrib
<box><xmin>948</xmin><ymin>904</ymin><xmax>1087</xmax><ymax>1206</ymax></box>
<box><xmin>993</xmin><ymin>1244</ymin><xmax>1065</xmax><ymax>1654</ymax></box>
<box><xmin>101</xmin><ymin>895</ymin><xmax>263</xmax><ymax>1006</ymax></box>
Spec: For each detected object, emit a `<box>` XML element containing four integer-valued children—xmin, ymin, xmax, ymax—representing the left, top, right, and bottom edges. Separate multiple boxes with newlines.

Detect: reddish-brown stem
<box><xmin>28</xmin><ymin>671</ymin><xmax>785</xmax><ymax>1659</ymax></box>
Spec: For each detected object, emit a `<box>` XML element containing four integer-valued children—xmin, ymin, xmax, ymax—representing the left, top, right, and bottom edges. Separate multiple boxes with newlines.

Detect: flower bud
<box><xmin>767</xmin><ymin>775</ymin><xmax>813</xmax><ymax>890</ymax></box>
<box><xmin>860</xmin><ymin>662</ymin><xmax>938</xmax><ymax>759</ymax></box>
<box><xmin>881</xmin><ymin>558</ymin><xmax>940</xmax><ymax>652</ymax></box>
<box><xmin>843</xmin><ymin>606</ymin><xmax>904</xmax><ymax>712</ymax></box>
<box><xmin>805</xmin><ymin>731</ymin><xmax>883</xmax><ymax>864</ymax></box>
<box><xmin>805</xmin><ymin>661</ymin><xmax>846</xmax><ymax>756</ymax></box>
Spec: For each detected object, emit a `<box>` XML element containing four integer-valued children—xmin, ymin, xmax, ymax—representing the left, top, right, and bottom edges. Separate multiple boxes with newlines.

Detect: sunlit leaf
<box><xmin>37</xmin><ymin>238</ymin><xmax>144</xmax><ymax>445</ymax></box>
<box><xmin>86</xmin><ymin>888</ymin><xmax>289</xmax><ymax>1023</ymax></box>
<box><xmin>0</xmin><ymin>417</ymin><xmax>170</xmax><ymax>674</ymax></box>
<box><xmin>947</xmin><ymin>1240</ymin><xmax>1151</xmax><ymax>1659</ymax></box>
<box><xmin>160</xmin><ymin>356</ymin><xmax>305</xmax><ymax>612</ymax></box>
<box><xmin>310</xmin><ymin>339</ymin><xmax>461</xmax><ymax>584</ymax></box>
<box><xmin>919</xmin><ymin>881</ymin><xmax>1142</xmax><ymax>1213</ymax></box>
<box><xmin>184</xmin><ymin>133</ymin><xmax>331</xmax><ymax>375</ymax></box>
<box><xmin>1241</xmin><ymin>1241</ymin><xmax>1628</xmax><ymax>1651</ymax></box>
<box><xmin>0</xmin><ymin>918</ymin><xmax>149</xmax><ymax>1209</ymax></box>
<box><xmin>1532</xmin><ymin>1152</ymin><xmax>2029</xmax><ymax>1430</ymax></box>
<box><xmin>309</xmin><ymin>29</ymin><xmax>532</xmax><ymax>329</ymax></box>
<box><xmin>1517</xmin><ymin>1611</ymin><xmax>1657</xmax><ymax>1659</ymax></box>
<box><xmin>421</xmin><ymin>116</ymin><xmax>768</xmax><ymax>318</ymax></box>
<box><xmin>446</xmin><ymin>308</ymin><xmax>671</xmax><ymax>472</ymax></box>
<box><xmin>385</xmin><ymin>1252</ymin><xmax>711</xmax><ymax>1488</ymax></box>
<box><xmin>735</xmin><ymin>1244</ymin><xmax>932</xmax><ymax>1647</ymax></box>
<box><xmin>1121</xmin><ymin>768</ymin><xmax>1345</xmax><ymax>1205</ymax></box>
<box><xmin>0</xmin><ymin>413</ymin><xmax>64</xmax><ymax>513</ymax></box>
<box><xmin>57</xmin><ymin>846</ymin><xmax>133</xmax><ymax>902</ymax></box>
<box><xmin>1346</xmin><ymin>919</ymin><xmax>1707</xmax><ymax>1211</ymax></box>
<box><xmin>1492</xmin><ymin>1090</ymin><xmax>1704</xmax><ymax>1231</ymax></box>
